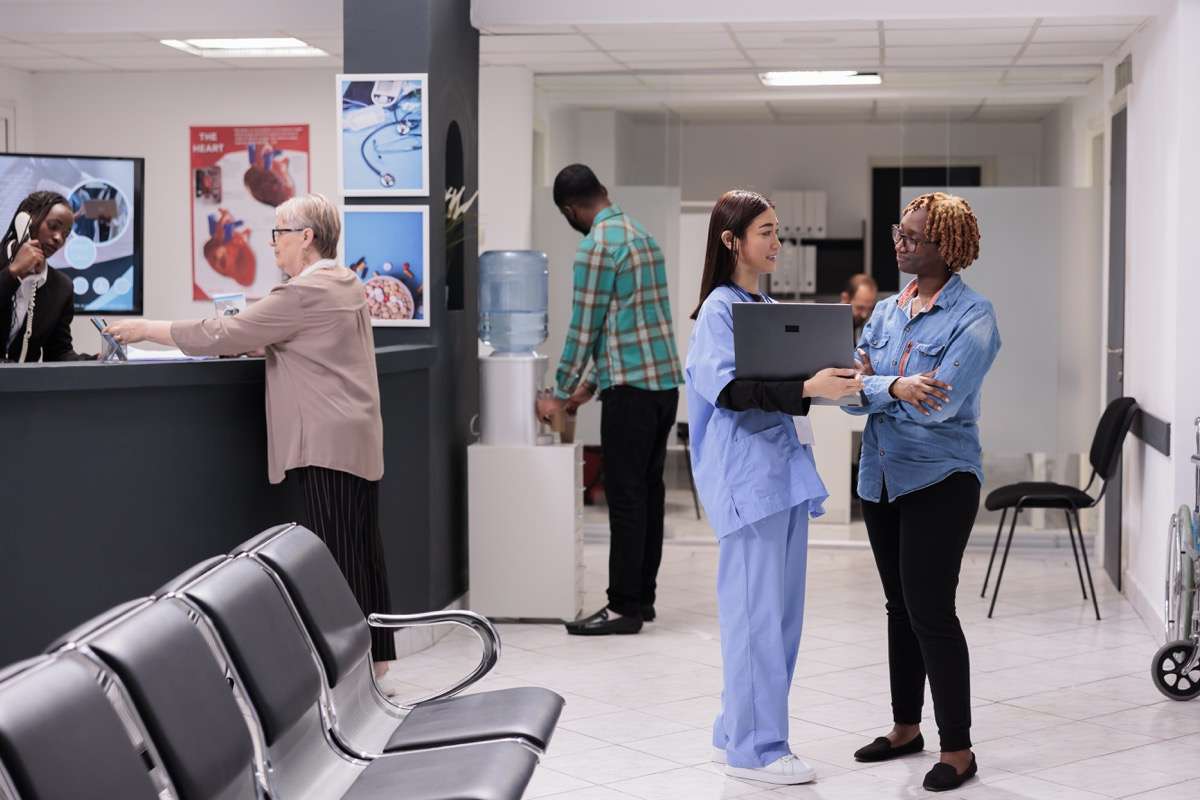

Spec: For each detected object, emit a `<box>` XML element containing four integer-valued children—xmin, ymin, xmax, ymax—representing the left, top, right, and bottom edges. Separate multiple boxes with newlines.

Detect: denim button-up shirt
<box><xmin>846</xmin><ymin>274</ymin><xmax>1001</xmax><ymax>502</ymax></box>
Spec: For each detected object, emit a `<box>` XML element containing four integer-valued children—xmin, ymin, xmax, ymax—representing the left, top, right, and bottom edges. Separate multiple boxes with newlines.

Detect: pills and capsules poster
<box><xmin>190</xmin><ymin>125</ymin><xmax>311</xmax><ymax>301</ymax></box>
<box><xmin>340</xmin><ymin>206</ymin><xmax>429</xmax><ymax>327</ymax></box>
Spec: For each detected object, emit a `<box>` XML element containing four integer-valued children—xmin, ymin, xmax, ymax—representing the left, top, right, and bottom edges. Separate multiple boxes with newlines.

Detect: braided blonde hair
<box><xmin>903</xmin><ymin>192</ymin><xmax>980</xmax><ymax>272</ymax></box>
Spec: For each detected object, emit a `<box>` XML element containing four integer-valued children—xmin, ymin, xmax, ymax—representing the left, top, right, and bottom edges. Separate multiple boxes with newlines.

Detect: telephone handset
<box><xmin>8</xmin><ymin>209</ymin><xmax>47</xmax><ymax>362</ymax></box>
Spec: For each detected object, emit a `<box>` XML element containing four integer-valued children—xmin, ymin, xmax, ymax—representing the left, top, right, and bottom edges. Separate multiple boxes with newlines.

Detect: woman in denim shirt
<box><xmin>845</xmin><ymin>193</ymin><xmax>1000</xmax><ymax>792</ymax></box>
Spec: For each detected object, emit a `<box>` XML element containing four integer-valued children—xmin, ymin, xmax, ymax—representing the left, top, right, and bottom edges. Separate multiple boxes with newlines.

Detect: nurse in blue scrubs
<box><xmin>686</xmin><ymin>190</ymin><xmax>862</xmax><ymax>785</ymax></box>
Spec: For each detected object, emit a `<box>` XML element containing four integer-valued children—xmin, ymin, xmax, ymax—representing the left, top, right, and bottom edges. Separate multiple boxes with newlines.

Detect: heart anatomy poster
<box><xmin>190</xmin><ymin>124</ymin><xmax>311</xmax><ymax>300</ymax></box>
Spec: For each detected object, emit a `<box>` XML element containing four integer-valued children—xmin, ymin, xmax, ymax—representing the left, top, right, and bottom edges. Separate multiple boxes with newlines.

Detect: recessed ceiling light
<box><xmin>759</xmin><ymin>70</ymin><xmax>882</xmax><ymax>86</ymax></box>
<box><xmin>161</xmin><ymin>37</ymin><xmax>327</xmax><ymax>58</ymax></box>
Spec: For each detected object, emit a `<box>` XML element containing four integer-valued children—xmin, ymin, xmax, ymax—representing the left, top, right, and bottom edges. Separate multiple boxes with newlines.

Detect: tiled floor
<box><xmin>381</xmin><ymin>542</ymin><xmax>1200</xmax><ymax>799</ymax></box>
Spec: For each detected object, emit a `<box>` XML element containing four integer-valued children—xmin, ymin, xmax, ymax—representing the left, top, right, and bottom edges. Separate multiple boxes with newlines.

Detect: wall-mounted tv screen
<box><xmin>0</xmin><ymin>152</ymin><xmax>144</xmax><ymax>314</ymax></box>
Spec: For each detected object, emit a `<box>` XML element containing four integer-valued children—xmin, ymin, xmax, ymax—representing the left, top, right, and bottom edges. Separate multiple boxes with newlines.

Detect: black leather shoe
<box><xmin>853</xmin><ymin>733</ymin><xmax>925</xmax><ymax>762</ymax></box>
<box><xmin>565</xmin><ymin>607</ymin><xmax>643</xmax><ymax>636</ymax></box>
<box><xmin>641</xmin><ymin>605</ymin><xmax>656</xmax><ymax>622</ymax></box>
<box><xmin>923</xmin><ymin>756</ymin><xmax>977</xmax><ymax>792</ymax></box>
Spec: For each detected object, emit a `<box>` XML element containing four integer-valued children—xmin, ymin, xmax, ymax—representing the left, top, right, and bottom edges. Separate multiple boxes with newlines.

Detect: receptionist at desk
<box><xmin>0</xmin><ymin>191</ymin><xmax>95</xmax><ymax>363</ymax></box>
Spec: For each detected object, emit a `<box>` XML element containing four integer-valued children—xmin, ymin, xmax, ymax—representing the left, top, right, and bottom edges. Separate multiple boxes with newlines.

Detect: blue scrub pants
<box><xmin>712</xmin><ymin>502</ymin><xmax>810</xmax><ymax>768</ymax></box>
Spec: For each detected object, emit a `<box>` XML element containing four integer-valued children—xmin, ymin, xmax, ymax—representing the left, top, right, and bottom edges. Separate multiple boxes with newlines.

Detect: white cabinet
<box><xmin>467</xmin><ymin>443</ymin><xmax>584</xmax><ymax>620</ymax></box>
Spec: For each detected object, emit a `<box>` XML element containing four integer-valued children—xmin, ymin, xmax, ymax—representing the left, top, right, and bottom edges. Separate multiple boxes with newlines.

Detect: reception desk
<box><xmin>0</xmin><ymin>345</ymin><xmax>442</xmax><ymax>664</ymax></box>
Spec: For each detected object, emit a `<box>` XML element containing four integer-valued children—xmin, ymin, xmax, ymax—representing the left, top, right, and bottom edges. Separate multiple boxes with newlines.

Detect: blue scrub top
<box><xmin>685</xmin><ymin>284</ymin><xmax>828</xmax><ymax>539</ymax></box>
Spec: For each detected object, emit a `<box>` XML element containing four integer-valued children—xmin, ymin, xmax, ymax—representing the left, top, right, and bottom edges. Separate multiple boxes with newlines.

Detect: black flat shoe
<box><xmin>923</xmin><ymin>756</ymin><xmax>977</xmax><ymax>792</ymax></box>
<box><xmin>564</xmin><ymin>607</ymin><xmax>642</xmax><ymax>636</ymax></box>
<box><xmin>641</xmin><ymin>605</ymin><xmax>656</xmax><ymax>622</ymax></box>
<box><xmin>853</xmin><ymin>733</ymin><xmax>925</xmax><ymax>762</ymax></box>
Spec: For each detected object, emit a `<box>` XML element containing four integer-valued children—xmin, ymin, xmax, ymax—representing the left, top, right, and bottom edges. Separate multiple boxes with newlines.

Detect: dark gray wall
<box><xmin>346</xmin><ymin>0</ymin><xmax>480</xmax><ymax>609</ymax></box>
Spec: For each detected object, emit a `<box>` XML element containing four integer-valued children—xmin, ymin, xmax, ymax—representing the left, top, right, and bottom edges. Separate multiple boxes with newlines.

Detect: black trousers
<box><xmin>295</xmin><ymin>466</ymin><xmax>396</xmax><ymax>661</ymax></box>
<box><xmin>600</xmin><ymin>385</ymin><xmax>679</xmax><ymax>617</ymax></box>
<box><xmin>861</xmin><ymin>471</ymin><xmax>979</xmax><ymax>752</ymax></box>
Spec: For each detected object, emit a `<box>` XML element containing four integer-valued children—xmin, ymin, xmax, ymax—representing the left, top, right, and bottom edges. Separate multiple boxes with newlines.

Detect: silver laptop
<box><xmin>732</xmin><ymin>302</ymin><xmax>862</xmax><ymax>406</ymax></box>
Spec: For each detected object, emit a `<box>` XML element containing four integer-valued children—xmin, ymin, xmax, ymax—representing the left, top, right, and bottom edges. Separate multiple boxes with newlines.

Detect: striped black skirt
<box><xmin>294</xmin><ymin>465</ymin><xmax>396</xmax><ymax>661</ymax></box>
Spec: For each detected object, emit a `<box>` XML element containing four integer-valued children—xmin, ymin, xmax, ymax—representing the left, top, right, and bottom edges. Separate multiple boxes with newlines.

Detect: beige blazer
<box><xmin>172</xmin><ymin>265</ymin><xmax>384</xmax><ymax>484</ymax></box>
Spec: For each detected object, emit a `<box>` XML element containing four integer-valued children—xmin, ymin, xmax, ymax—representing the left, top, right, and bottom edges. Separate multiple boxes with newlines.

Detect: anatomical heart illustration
<box><xmin>191</xmin><ymin>125</ymin><xmax>310</xmax><ymax>301</ymax></box>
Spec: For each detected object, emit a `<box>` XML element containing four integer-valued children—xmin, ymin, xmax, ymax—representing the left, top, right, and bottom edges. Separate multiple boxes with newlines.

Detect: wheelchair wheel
<box><xmin>1151</xmin><ymin>639</ymin><xmax>1200</xmax><ymax>700</ymax></box>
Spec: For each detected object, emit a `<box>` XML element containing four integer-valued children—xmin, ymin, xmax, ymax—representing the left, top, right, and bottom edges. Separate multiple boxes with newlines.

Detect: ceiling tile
<box><xmin>884</xmin><ymin>28</ymin><xmax>1030</xmax><ymax>46</ymax></box>
<box><xmin>734</xmin><ymin>30</ymin><xmax>880</xmax><ymax>49</ymax></box>
<box><xmin>1015</xmin><ymin>54</ymin><xmax>1116</xmax><ymax>66</ymax></box>
<box><xmin>535</xmin><ymin>74</ymin><xmax>647</xmax><ymax>90</ymax></box>
<box><xmin>887</xmin><ymin>43</ymin><xmax>1022</xmax><ymax>59</ymax></box>
<box><xmin>608</xmin><ymin>49</ymin><xmax>748</xmax><ymax>63</ymax></box>
<box><xmin>206</xmin><ymin>56</ymin><xmax>342</xmax><ymax>69</ymax></box>
<box><xmin>573</xmin><ymin>23</ymin><xmax>729</xmax><ymax>33</ymax></box>
<box><xmin>636</xmin><ymin>73</ymin><xmax>764</xmax><ymax>90</ymax></box>
<box><xmin>478</xmin><ymin>25</ymin><xmax>578</xmax><ymax>34</ymax></box>
<box><xmin>0</xmin><ymin>56</ymin><xmax>108</xmax><ymax>72</ymax></box>
<box><xmin>884</xmin><ymin>18</ymin><xmax>1037</xmax><ymax>30</ymax></box>
<box><xmin>1022</xmin><ymin>41</ymin><xmax>1123</xmax><ymax>57</ymax></box>
<box><xmin>9</xmin><ymin>32</ymin><xmax>152</xmax><ymax>44</ymax></box>
<box><xmin>480</xmin><ymin>34</ymin><xmax>595</xmax><ymax>54</ymax></box>
<box><xmin>750</xmin><ymin>47</ymin><xmax>880</xmax><ymax>66</ymax></box>
<box><xmin>882</xmin><ymin>69</ymin><xmax>1003</xmax><ymax>86</ymax></box>
<box><xmin>1031</xmin><ymin>24</ymin><xmax>1138</xmax><ymax>43</ymax></box>
<box><xmin>1003</xmin><ymin>66</ymin><xmax>1100</xmax><ymax>83</ymax></box>
<box><xmin>527</xmin><ymin>63</ymin><xmax>628</xmax><ymax>74</ymax></box>
<box><xmin>484</xmin><ymin>51</ymin><xmax>617</xmax><ymax>66</ymax></box>
<box><xmin>729</xmin><ymin>21</ymin><xmax>879</xmax><ymax>32</ymax></box>
<box><xmin>587</xmin><ymin>32</ymin><xmax>735</xmax><ymax>51</ymax></box>
<box><xmin>0</xmin><ymin>43</ymin><xmax>61</xmax><ymax>58</ymax></box>
<box><xmin>1038</xmin><ymin>16</ymin><xmax>1147</xmax><ymax>27</ymax></box>
<box><xmin>88</xmin><ymin>56</ymin><xmax>237</xmax><ymax>71</ymax></box>
<box><xmin>36</xmin><ymin>40</ymin><xmax>195</xmax><ymax>58</ymax></box>
<box><xmin>619</xmin><ymin>59</ymin><xmax>749</xmax><ymax>71</ymax></box>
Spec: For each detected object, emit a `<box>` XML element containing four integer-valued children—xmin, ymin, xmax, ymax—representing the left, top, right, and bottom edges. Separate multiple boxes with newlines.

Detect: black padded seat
<box><xmin>252</xmin><ymin>526</ymin><xmax>564</xmax><ymax>751</ymax></box>
<box><xmin>344</xmin><ymin>741</ymin><xmax>536</xmax><ymax>800</ymax></box>
<box><xmin>985</xmin><ymin>482</ymin><xmax>1094</xmax><ymax>511</ymax></box>
<box><xmin>87</xmin><ymin>600</ymin><xmax>259</xmax><ymax>800</ymax></box>
<box><xmin>0</xmin><ymin>656</ymin><xmax>160</xmax><ymax>800</ymax></box>
<box><xmin>44</xmin><ymin>597</ymin><xmax>150</xmax><ymax>652</ymax></box>
<box><xmin>386</xmin><ymin>688</ymin><xmax>563</xmax><ymax>752</ymax></box>
<box><xmin>155</xmin><ymin>555</ymin><xmax>229</xmax><ymax>596</ymax></box>
<box><xmin>230</xmin><ymin>522</ymin><xmax>299</xmax><ymax>555</ymax></box>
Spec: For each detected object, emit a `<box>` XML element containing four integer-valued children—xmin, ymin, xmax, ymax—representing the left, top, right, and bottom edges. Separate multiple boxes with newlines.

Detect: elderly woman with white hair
<box><xmin>108</xmin><ymin>192</ymin><xmax>396</xmax><ymax>673</ymax></box>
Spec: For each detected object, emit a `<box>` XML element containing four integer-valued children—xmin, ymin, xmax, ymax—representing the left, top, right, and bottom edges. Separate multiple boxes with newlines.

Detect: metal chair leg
<box><xmin>1074</xmin><ymin>509</ymin><xmax>1102</xmax><ymax>621</ymax></box>
<box><xmin>683</xmin><ymin>442</ymin><xmax>701</xmax><ymax>520</ymax></box>
<box><xmin>1064</xmin><ymin>509</ymin><xmax>1088</xmax><ymax>599</ymax></box>
<box><xmin>982</xmin><ymin>508</ymin><xmax>1007</xmax><ymax>597</ymax></box>
<box><xmin>988</xmin><ymin>507</ymin><xmax>1021</xmax><ymax>618</ymax></box>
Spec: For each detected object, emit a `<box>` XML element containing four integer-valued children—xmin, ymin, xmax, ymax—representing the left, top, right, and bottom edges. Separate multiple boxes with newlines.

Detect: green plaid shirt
<box><xmin>553</xmin><ymin>205</ymin><xmax>682</xmax><ymax>398</ymax></box>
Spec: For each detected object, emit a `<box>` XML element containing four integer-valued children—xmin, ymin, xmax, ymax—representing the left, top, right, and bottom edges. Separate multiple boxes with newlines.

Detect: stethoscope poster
<box><xmin>340</xmin><ymin>205</ymin><xmax>429</xmax><ymax>327</ymax></box>
<box><xmin>189</xmin><ymin>124</ymin><xmax>311</xmax><ymax>301</ymax></box>
<box><xmin>337</xmin><ymin>73</ymin><xmax>428</xmax><ymax>197</ymax></box>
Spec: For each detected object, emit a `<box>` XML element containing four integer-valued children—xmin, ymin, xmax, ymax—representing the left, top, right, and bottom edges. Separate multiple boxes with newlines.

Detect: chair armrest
<box><xmin>367</xmin><ymin>610</ymin><xmax>500</xmax><ymax>705</ymax></box>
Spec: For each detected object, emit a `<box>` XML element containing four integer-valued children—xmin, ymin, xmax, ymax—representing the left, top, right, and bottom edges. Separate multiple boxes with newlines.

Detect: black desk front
<box><xmin>0</xmin><ymin>345</ymin><xmax>436</xmax><ymax>664</ymax></box>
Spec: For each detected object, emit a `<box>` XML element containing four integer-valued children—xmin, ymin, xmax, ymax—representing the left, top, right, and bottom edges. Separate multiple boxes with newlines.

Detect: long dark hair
<box><xmin>0</xmin><ymin>190</ymin><xmax>70</xmax><ymax>268</ymax></box>
<box><xmin>689</xmin><ymin>190</ymin><xmax>773</xmax><ymax>320</ymax></box>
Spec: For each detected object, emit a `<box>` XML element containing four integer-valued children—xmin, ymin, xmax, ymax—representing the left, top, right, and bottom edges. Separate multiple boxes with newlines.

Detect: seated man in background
<box><xmin>841</xmin><ymin>274</ymin><xmax>878</xmax><ymax>342</ymax></box>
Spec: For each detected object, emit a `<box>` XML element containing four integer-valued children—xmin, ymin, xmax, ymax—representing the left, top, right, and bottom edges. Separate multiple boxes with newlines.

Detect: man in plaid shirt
<box><xmin>537</xmin><ymin>164</ymin><xmax>682</xmax><ymax>636</ymax></box>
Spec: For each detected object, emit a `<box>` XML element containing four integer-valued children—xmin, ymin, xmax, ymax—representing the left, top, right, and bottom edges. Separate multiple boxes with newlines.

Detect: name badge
<box><xmin>793</xmin><ymin>416</ymin><xmax>815</xmax><ymax>445</ymax></box>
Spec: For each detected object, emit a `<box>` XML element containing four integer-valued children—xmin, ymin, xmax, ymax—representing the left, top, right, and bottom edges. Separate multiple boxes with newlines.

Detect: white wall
<box><xmin>0</xmin><ymin>66</ymin><xmax>35</xmax><ymax>151</ymax></box>
<box><xmin>1041</xmin><ymin>81</ymin><xmax>1106</xmax><ymax>189</ymax></box>
<box><xmin>1112</xmin><ymin>0</ymin><xmax>1200</xmax><ymax>631</ymax></box>
<box><xmin>28</xmin><ymin>68</ymin><xmax>339</xmax><ymax>354</ymax></box>
<box><xmin>479</xmin><ymin>66</ymin><xmax>534</xmax><ymax>251</ymax></box>
<box><xmin>620</xmin><ymin>119</ymin><xmax>1045</xmax><ymax>235</ymax></box>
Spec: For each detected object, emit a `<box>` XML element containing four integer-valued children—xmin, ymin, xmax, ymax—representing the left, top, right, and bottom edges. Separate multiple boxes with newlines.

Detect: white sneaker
<box><xmin>711</xmin><ymin>748</ymin><xmax>727</xmax><ymax>765</ymax></box>
<box><xmin>725</xmin><ymin>753</ymin><xmax>816</xmax><ymax>785</ymax></box>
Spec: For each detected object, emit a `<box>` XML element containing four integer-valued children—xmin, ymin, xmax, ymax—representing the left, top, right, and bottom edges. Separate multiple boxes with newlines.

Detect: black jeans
<box><xmin>861</xmin><ymin>471</ymin><xmax>979</xmax><ymax>752</ymax></box>
<box><xmin>600</xmin><ymin>385</ymin><xmax>679</xmax><ymax>617</ymax></box>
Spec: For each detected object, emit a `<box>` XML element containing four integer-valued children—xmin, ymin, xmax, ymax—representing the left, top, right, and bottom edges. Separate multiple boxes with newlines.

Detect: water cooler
<box><xmin>468</xmin><ymin>251</ymin><xmax>584</xmax><ymax>621</ymax></box>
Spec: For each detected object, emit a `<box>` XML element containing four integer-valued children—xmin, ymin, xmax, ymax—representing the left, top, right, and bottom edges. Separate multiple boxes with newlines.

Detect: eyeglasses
<box><xmin>891</xmin><ymin>224</ymin><xmax>938</xmax><ymax>249</ymax></box>
<box><xmin>270</xmin><ymin>227</ymin><xmax>305</xmax><ymax>244</ymax></box>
